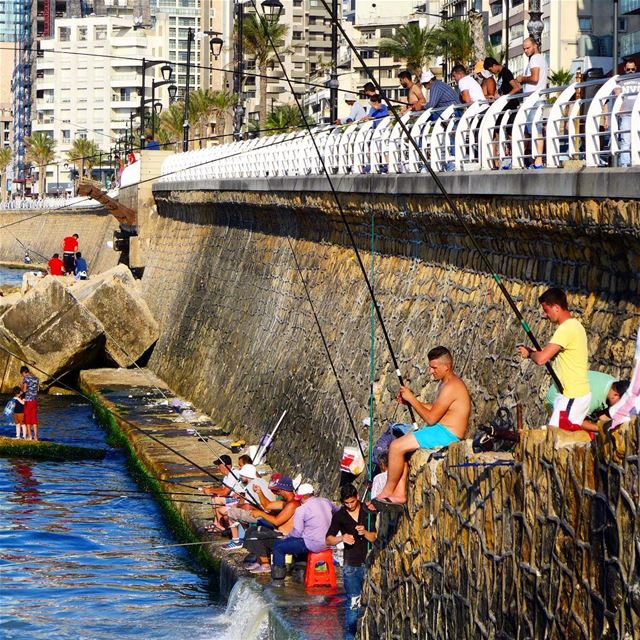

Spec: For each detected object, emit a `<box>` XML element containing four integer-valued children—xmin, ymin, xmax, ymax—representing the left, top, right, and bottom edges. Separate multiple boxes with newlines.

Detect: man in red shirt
<box><xmin>61</xmin><ymin>234</ymin><xmax>79</xmax><ymax>274</ymax></box>
<box><xmin>48</xmin><ymin>253</ymin><xmax>64</xmax><ymax>276</ymax></box>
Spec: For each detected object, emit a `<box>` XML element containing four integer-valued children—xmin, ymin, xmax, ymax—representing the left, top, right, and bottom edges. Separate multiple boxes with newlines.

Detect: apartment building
<box><xmin>31</xmin><ymin>15</ymin><xmax>169</xmax><ymax>193</ymax></box>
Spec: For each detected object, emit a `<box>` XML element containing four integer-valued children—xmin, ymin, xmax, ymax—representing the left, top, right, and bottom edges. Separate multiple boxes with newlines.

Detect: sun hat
<box><xmin>421</xmin><ymin>70</ymin><xmax>435</xmax><ymax>84</ymax></box>
<box><xmin>272</xmin><ymin>475</ymin><xmax>294</xmax><ymax>492</ymax></box>
<box><xmin>239</xmin><ymin>463</ymin><xmax>257</xmax><ymax>480</ymax></box>
<box><xmin>294</xmin><ymin>483</ymin><xmax>314</xmax><ymax>499</ymax></box>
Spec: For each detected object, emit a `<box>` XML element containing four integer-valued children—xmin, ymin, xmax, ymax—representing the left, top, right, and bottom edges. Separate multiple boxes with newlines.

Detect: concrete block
<box><xmin>71</xmin><ymin>266</ymin><xmax>159</xmax><ymax>366</ymax></box>
<box><xmin>0</xmin><ymin>276</ymin><xmax>105</xmax><ymax>392</ymax></box>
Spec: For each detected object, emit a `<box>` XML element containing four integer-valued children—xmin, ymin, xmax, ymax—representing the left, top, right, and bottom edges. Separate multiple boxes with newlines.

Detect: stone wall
<box><xmin>0</xmin><ymin>208</ymin><xmax>120</xmax><ymax>274</ymax></box>
<box><xmin>359</xmin><ymin>425</ymin><xmax>640</xmax><ymax>639</ymax></box>
<box><xmin>141</xmin><ymin>188</ymin><xmax>639</xmax><ymax>489</ymax></box>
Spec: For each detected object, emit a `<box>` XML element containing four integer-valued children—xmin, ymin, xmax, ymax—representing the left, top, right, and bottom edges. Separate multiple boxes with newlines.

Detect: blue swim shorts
<box><xmin>413</xmin><ymin>423</ymin><xmax>459</xmax><ymax>449</ymax></box>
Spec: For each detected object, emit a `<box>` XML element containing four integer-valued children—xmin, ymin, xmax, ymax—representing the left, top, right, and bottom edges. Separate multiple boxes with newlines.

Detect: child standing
<box><xmin>12</xmin><ymin>386</ymin><xmax>25</xmax><ymax>439</ymax></box>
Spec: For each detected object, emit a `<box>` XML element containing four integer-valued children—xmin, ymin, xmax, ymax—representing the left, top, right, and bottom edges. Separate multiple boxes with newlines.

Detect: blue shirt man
<box><xmin>421</xmin><ymin>70</ymin><xmax>458</xmax><ymax>120</ymax></box>
<box><xmin>74</xmin><ymin>252</ymin><xmax>88</xmax><ymax>280</ymax></box>
<box><xmin>365</xmin><ymin>95</ymin><xmax>389</xmax><ymax>129</ymax></box>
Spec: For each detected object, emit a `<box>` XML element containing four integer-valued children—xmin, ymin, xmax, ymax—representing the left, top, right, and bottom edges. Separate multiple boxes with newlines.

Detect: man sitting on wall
<box><xmin>373</xmin><ymin>346</ymin><xmax>471</xmax><ymax>508</ymax></box>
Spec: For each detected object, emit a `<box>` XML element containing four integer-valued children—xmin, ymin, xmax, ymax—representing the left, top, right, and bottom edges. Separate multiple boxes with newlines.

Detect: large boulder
<box><xmin>0</xmin><ymin>276</ymin><xmax>105</xmax><ymax>391</ymax></box>
<box><xmin>69</xmin><ymin>265</ymin><xmax>159</xmax><ymax>366</ymax></box>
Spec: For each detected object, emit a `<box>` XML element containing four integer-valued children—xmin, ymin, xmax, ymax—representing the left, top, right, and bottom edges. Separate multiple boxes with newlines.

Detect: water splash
<box><xmin>214</xmin><ymin>579</ymin><xmax>269</xmax><ymax>640</ymax></box>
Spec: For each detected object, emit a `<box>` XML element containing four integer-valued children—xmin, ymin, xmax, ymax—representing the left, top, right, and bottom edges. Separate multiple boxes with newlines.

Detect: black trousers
<box><xmin>63</xmin><ymin>253</ymin><xmax>75</xmax><ymax>274</ymax></box>
<box><xmin>243</xmin><ymin>526</ymin><xmax>283</xmax><ymax>559</ymax></box>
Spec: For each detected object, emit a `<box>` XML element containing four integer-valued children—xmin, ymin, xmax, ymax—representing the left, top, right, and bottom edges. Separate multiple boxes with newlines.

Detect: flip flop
<box><xmin>372</xmin><ymin>497</ymin><xmax>406</xmax><ymax>513</ymax></box>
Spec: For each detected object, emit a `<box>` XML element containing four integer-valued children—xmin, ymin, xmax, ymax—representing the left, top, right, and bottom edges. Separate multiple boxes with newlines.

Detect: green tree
<box><xmin>549</xmin><ymin>68</ymin><xmax>574</xmax><ymax>87</ymax></box>
<box><xmin>0</xmin><ymin>146</ymin><xmax>11</xmax><ymax>202</ymax></box>
<box><xmin>379</xmin><ymin>22</ymin><xmax>436</xmax><ymax>78</ymax></box>
<box><xmin>25</xmin><ymin>132</ymin><xmax>55</xmax><ymax>199</ymax></box>
<box><xmin>210</xmin><ymin>90</ymin><xmax>238</xmax><ymax>141</ymax></box>
<box><xmin>158</xmin><ymin>102</ymin><xmax>186</xmax><ymax>151</ymax></box>
<box><xmin>66</xmin><ymin>138</ymin><xmax>101</xmax><ymax>177</ymax></box>
<box><xmin>242</xmin><ymin>13</ymin><xmax>289</xmax><ymax>129</ymax></box>
<box><xmin>188</xmin><ymin>88</ymin><xmax>215</xmax><ymax>148</ymax></box>
<box><xmin>432</xmin><ymin>19</ymin><xmax>474</xmax><ymax>68</ymax></box>
<box><xmin>485</xmin><ymin>41</ymin><xmax>505</xmax><ymax>64</ymax></box>
<box><xmin>265</xmin><ymin>104</ymin><xmax>306</xmax><ymax>134</ymax></box>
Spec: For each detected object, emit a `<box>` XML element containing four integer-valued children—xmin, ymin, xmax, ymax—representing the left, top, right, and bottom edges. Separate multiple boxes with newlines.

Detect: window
<box><xmin>96</xmin><ymin>26</ymin><xmax>107</xmax><ymax>40</ymax></box>
<box><xmin>490</xmin><ymin>1</ymin><xmax>502</xmax><ymax>17</ymax></box>
<box><xmin>490</xmin><ymin>32</ymin><xmax>502</xmax><ymax>46</ymax></box>
<box><xmin>618</xmin><ymin>18</ymin><xmax>627</xmax><ymax>33</ymax></box>
<box><xmin>62</xmin><ymin>129</ymin><xmax>70</xmax><ymax>142</ymax></box>
<box><xmin>59</xmin><ymin>27</ymin><xmax>70</xmax><ymax>41</ymax></box>
<box><xmin>293</xmin><ymin>30</ymin><xmax>303</xmax><ymax>39</ymax></box>
<box><xmin>509</xmin><ymin>22</ymin><xmax>524</xmax><ymax>40</ymax></box>
<box><xmin>578</xmin><ymin>16</ymin><xmax>592</xmax><ymax>32</ymax></box>
<box><xmin>78</xmin><ymin>26</ymin><xmax>87</xmax><ymax>41</ymax></box>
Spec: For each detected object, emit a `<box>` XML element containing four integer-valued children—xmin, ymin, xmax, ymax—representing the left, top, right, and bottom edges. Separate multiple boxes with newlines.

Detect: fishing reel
<box><xmin>472</xmin><ymin>408</ymin><xmax>520</xmax><ymax>453</ymax></box>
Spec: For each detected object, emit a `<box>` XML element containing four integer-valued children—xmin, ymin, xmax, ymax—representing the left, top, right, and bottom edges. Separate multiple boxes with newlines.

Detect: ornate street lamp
<box><xmin>210</xmin><ymin>35</ymin><xmax>224</xmax><ymax>60</ymax></box>
<box><xmin>168</xmin><ymin>84</ymin><xmax>178</xmax><ymax>102</ymax></box>
<box><xmin>527</xmin><ymin>0</ymin><xmax>543</xmax><ymax>46</ymax></box>
<box><xmin>139</xmin><ymin>60</ymin><xmax>173</xmax><ymax>149</ymax></box>
<box><xmin>261</xmin><ymin>0</ymin><xmax>284</xmax><ymax>24</ymax></box>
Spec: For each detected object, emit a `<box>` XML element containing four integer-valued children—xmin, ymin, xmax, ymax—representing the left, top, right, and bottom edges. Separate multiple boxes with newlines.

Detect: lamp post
<box><xmin>129</xmin><ymin>111</ymin><xmax>137</xmax><ymax>150</ymax></box>
<box><xmin>613</xmin><ymin>0</ymin><xmax>619</xmax><ymax>75</ymax></box>
<box><xmin>527</xmin><ymin>0</ymin><xmax>544</xmax><ymax>46</ymax></box>
<box><xmin>183</xmin><ymin>30</ymin><xmax>224</xmax><ymax>152</ymax></box>
<box><xmin>139</xmin><ymin>60</ymin><xmax>172</xmax><ymax>150</ymax></box>
<box><xmin>149</xmin><ymin>78</ymin><xmax>174</xmax><ymax>142</ymax></box>
<box><xmin>328</xmin><ymin>0</ymin><xmax>339</xmax><ymax>123</ymax></box>
<box><xmin>233</xmin><ymin>1</ymin><xmax>245</xmax><ymax>140</ymax></box>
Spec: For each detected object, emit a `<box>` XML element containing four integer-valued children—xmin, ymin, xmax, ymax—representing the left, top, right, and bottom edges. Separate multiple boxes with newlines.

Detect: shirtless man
<box><xmin>398</xmin><ymin>70</ymin><xmax>426</xmax><ymax>113</ymax></box>
<box><xmin>374</xmin><ymin>346</ymin><xmax>471</xmax><ymax>506</ymax></box>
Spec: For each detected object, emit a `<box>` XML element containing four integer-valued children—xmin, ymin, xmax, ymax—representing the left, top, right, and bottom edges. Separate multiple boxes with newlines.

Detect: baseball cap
<box><xmin>272</xmin><ymin>475</ymin><xmax>294</xmax><ymax>492</ymax></box>
<box><xmin>480</xmin><ymin>69</ymin><xmax>493</xmax><ymax>79</ymax></box>
<box><xmin>268</xmin><ymin>472</ymin><xmax>283</xmax><ymax>489</ymax></box>
<box><xmin>213</xmin><ymin>454</ymin><xmax>232</xmax><ymax>466</ymax></box>
<box><xmin>295</xmin><ymin>483</ymin><xmax>314</xmax><ymax>499</ymax></box>
<box><xmin>421</xmin><ymin>70</ymin><xmax>435</xmax><ymax>84</ymax></box>
<box><xmin>344</xmin><ymin>95</ymin><xmax>355</xmax><ymax>102</ymax></box>
<box><xmin>239</xmin><ymin>463</ymin><xmax>257</xmax><ymax>480</ymax></box>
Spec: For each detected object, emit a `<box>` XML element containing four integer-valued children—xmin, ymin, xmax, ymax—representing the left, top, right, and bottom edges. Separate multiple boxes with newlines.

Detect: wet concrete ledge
<box><xmin>79</xmin><ymin>367</ymin><xmax>255</xmax><ymax>594</ymax></box>
<box><xmin>153</xmin><ymin>167</ymin><xmax>640</xmax><ymax>200</ymax></box>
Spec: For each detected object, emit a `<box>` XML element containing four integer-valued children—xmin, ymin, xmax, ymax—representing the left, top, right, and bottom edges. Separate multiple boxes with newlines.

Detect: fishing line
<box><xmin>0</xmin><ymin>539</ymin><xmax>217</xmax><ymax>569</ymax></box>
<box><xmin>284</xmin><ymin>235</ymin><xmax>364</xmax><ymax>460</ymax></box>
<box><xmin>250</xmin><ymin>0</ymin><xmax>418</xmax><ymax>426</ymax></box>
<box><xmin>1</xmin><ymin>486</ymin><xmax>203</xmax><ymax>498</ymax></box>
<box><xmin>318</xmin><ymin>0</ymin><xmax>563</xmax><ymax>393</ymax></box>
<box><xmin>13</xmin><ymin>236</ymin><xmax>49</xmax><ymax>262</ymax></box>
<box><xmin>0</xmin><ymin>44</ymin><xmax>407</xmax><ymax>106</ymax></box>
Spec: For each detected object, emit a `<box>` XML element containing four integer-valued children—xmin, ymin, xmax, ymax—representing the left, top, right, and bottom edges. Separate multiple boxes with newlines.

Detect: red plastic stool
<box><xmin>305</xmin><ymin>549</ymin><xmax>337</xmax><ymax>589</ymax></box>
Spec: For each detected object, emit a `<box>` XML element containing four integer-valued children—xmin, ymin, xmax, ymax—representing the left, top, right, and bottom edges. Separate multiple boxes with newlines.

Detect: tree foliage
<box><xmin>379</xmin><ymin>23</ymin><xmax>436</xmax><ymax>77</ymax></box>
<box><xmin>432</xmin><ymin>19</ymin><xmax>474</xmax><ymax>67</ymax></box>
<box><xmin>25</xmin><ymin>132</ymin><xmax>55</xmax><ymax>198</ymax></box>
<box><xmin>0</xmin><ymin>146</ymin><xmax>11</xmax><ymax>201</ymax></box>
<box><xmin>66</xmin><ymin>138</ymin><xmax>101</xmax><ymax>172</ymax></box>
<box><xmin>549</xmin><ymin>68</ymin><xmax>574</xmax><ymax>87</ymax></box>
<box><xmin>265</xmin><ymin>104</ymin><xmax>306</xmax><ymax>134</ymax></box>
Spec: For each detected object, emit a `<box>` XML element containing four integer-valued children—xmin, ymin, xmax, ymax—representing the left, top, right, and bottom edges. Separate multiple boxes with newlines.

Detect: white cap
<box><xmin>480</xmin><ymin>69</ymin><xmax>493</xmax><ymax>79</ymax></box>
<box><xmin>239</xmin><ymin>463</ymin><xmax>257</xmax><ymax>480</ymax></box>
<box><xmin>295</xmin><ymin>483</ymin><xmax>314</xmax><ymax>497</ymax></box>
<box><xmin>421</xmin><ymin>70</ymin><xmax>435</xmax><ymax>84</ymax></box>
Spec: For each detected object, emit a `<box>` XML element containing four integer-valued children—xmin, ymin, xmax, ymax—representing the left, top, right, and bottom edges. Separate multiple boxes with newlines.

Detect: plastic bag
<box><xmin>3</xmin><ymin>399</ymin><xmax>16</xmax><ymax>418</ymax></box>
<box><xmin>340</xmin><ymin>446</ymin><xmax>365</xmax><ymax>476</ymax></box>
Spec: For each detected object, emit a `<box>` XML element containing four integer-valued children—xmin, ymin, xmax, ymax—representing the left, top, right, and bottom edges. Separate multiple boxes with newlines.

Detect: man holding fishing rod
<box><xmin>374</xmin><ymin>346</ymin><xmax>471</xmax><ymax>508</ymax></box>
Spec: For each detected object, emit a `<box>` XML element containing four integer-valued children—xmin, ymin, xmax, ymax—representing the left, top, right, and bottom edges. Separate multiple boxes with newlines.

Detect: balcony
<box><xmin>620</xmin><ymin>30</ymin><xmax>640</xmax><ymax>58</ymax></box>
<box><xmin>620</xmin><ymin>0</ymin><xmax>640</xmax><ymax>15</ymax></box>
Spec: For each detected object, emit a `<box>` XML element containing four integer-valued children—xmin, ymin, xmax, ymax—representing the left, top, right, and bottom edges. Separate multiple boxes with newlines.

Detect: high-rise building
<box><xmin>31</xmin><ymin>14</ymin><xmax>169</xmax><ymax>194</ymax></box>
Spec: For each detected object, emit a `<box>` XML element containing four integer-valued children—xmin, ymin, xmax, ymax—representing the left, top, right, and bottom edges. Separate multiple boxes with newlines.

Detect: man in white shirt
<box><xmin>613</xmin><ymin>60</ymin><xmax>639</xmax><ymax>167</ymax></box>
<box><xmin>517</xmin><ymin>38</ymin><xmax>549</xmax><ymax>168</ymax></box>
<box><xmin>452</xmin><ymin>64</ymin><xmax>484</xmax><ymax>104</ymax></box>
<box><xmin>336</xmin><ymin>96</ymin><xmax>366</xmax><ymax>125</ymax></box>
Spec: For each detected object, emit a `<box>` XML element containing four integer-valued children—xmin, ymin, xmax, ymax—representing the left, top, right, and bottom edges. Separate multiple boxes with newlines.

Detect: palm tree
<box><xmin>379</xmin><ymin>23</ymin><xmax>436</xmax><ymax>78</ymax></box>
<box><xmin>25</xmin><ymin>132</ymin><xmax>55</xmax><ymax>199</ymax></box>
<box><xmin>242</xmin><ymin>14</ymin><xmax>289</xmax><ymax>129</ymax></box>
<box><xmin>265</xmin><ymin>104</ymin><xmax>306</xmax><ymax>134</ymax></box>
<box><xmin>158</xmin><ymin>102</ymin><xmax>186</xmax><ymax>151</ymax></box>
<box><xmin>66</xmin><ymin>138</ymin><xmax>101</xmax><ymax>177</ymax></box>
<box><xmin>188</xmin><ymin>88</ymin><xmax>215</xmax><ymax>148</ymax></box>
<box><xmin>0</xmin><ymin>146</ymin><xmax>11</xmax><ymax>202</ymax></box>
<box><xmin>210</xmin><ymin>90</ymin><xmax>237</xmax><ymax>141</ymax></box>
<box><xmin>485</xmin><ymin>41</ymin><xmax>505</xmax><ymax>64</ymax></box>
<box><xmin>432</xmin><ymin>19</ymin><xmax>474</xmax><ymax>68</ymax></box>
<box><xmin>549</xmin><ymin>68</ymin><xmax>574</xmax><ymax>87</ymax></box>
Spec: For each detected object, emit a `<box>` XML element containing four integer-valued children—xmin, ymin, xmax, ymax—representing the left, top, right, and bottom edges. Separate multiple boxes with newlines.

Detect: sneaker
<box><xmin>222</xmin><ymin>539</ymin><xmax>243</xmax><ymax>551</ymax></box>
<box><xmin>250</xmin><ymin>564</ymin><xmax>271</xmax><ymax>574</ymax></box>
<box><xmin>243</xmin><ymin>562</ymin><xmax>261</xmax><ymax>571</ymax></box>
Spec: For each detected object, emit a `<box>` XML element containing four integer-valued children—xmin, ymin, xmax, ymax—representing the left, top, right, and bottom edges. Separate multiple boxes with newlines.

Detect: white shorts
<box><xmin>549</xmin><ymin>393</ymin><xmax>592</xmax><ymax>428</ymax></box>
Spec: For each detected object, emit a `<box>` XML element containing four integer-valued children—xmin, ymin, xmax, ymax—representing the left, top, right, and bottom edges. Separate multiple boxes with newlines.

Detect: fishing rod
<box><xmin>2</xmin><ymin>486</ymin><xmax>203</xmax><ymax>499</ymax></box>
<box><xmin>318</xmin><ymin>0</ymin><xmax>563</xmax><ymax>393</ymax></box>
<box><xmin>0</xmin><ymin>125</ymin><xmax>322</xmax><ymax>234</ymax></box>
<box><xmin>285</xmin><ymin>236</ymin><xmax>366</xmax><ymax>459</ymax></box>
<box><xmin>0</xmin><ymin>342</ymin><xmax>263</xmax><ymax>511</ymax></box>
<box><xmin>250</xmin><ymin>0</ymin><xmax>418</xmax><ymax>426</ymax></box>
<box><xmin>14</xmin><ymin>236</ymin><xmax>49</xmax><ymax>262</ymax></box>
<box><xmin>0</xmin><ymin>540</ymin><xmax>216</xmax><ymax>569</ymax></box>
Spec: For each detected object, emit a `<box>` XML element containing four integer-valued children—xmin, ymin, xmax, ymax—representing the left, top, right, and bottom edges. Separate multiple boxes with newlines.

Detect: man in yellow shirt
<box><xmin>518</xmin><ymin>288</ymin><xmax>591</xmax><ymax>429</ymax></box>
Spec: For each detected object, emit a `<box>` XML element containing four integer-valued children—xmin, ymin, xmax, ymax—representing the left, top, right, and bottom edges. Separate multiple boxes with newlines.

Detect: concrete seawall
<box><xmin>0</xmin><ymin>208</ymin><xmax>120</xmax><ymax>274</ymax></box>
<box><xmin>140</xmin><ymin>184</ymin><xmax>639</xmax><ymax>490</ymax></box>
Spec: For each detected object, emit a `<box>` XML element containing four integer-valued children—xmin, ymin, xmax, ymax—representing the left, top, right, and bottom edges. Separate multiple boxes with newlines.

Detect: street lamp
<box><xmin>328</xmin><ymin>0</ymin><xmax>339</xmax><ymax>123</ymax></box>
<box><xmin>261</xmin><ymin>0</ymin><xmax>284</xmax><ymax>24</ymax></box>
<box><xmin>139</xmin><ymin>60</ymin><xmax>173</xmax><ymax>149</ymax></box>
<box><xmin>527</xmin><ymin>0</ymin><xmax>544</xmax><ymax>46</ymax></box>
<box><xmin>183</xmin><ymin>29</ymin><xmax>224</xmax><ymax>152</ymax></box>
<box><xmin>148</xmin><ymin>78</ymin><xmax>174</xmax><ymax>143</ymax></box>
<box><xmin>168</xmin><ymin>84</ymin><xmax>178</xmax><ymax>102</ymax></box>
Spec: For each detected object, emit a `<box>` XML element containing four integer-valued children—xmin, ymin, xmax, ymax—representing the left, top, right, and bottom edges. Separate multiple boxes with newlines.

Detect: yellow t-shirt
<box><xmin>549</xmin><ymin>318</ymin><xmax>589</xmax><ymax>398</ymax></box>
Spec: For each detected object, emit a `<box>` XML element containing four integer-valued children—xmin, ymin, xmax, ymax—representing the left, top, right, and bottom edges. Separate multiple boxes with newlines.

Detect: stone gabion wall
<box><xmin>142</xmin><ymin>189</ymin><xmax>639</xmax><ymax>490</ymax></box>
<box><xmin>359</xmin><ymin>424</ymin><xmax>640</xmax><ymax>639</ymax></box>
<box><xmin>0</xmin><ymin>208</ymin><xmax>120</xmax><ymax>274</ymax></box>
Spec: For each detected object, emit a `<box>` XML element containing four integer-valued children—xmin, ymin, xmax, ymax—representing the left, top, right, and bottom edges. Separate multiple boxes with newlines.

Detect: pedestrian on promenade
<box><xmin>398</xmin><ymin>70</ymin><xmax>426</xmax><ymax>113</ymax></box>
<box><xmin>61</xmin><ymin>233</ymin><xmax>79</xmax><ymax>274</ymax></box>
<box><xmin>47</xmin><ymin>253</ymin><xmax>64</xmax><ymax>276</ymax></box>
<box><xmin>518</xmin><ymin>287</ymin><xmax>590</xmax><ymax>430</ymax></box>
<box><xmin>336</xmin><ymin>96</ymin><xmax>366</xmax><ymax>125</ymax></box>
<box><xmin>20</xmin><ymin>366</ymin><xmax>40</xmax><ymax>441</ymax></box>
<box><xmin>614</xmin><ymin>60</ymin><xmax>639</xmax><ymax>167</ymax></box>
<box><xmin>421</xmin><ymin>70</ymin><xmax>458</xmax><ymax>120</ymax></box>
<box><xmin>452</xmin><ymin>64</ymin><xmax>484</xmax><ymax>104</ymax></box>
<box><xmin>326</xmin><ymin>483</ymin><xmax>377</xmax><ymax>640</ymax></box>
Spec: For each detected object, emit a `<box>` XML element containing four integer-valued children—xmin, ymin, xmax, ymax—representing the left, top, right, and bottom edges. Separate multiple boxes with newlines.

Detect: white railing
<box><xmin>157</xmin><ymin>73</ymin><xmax>640</xmax><ymax>185</ymax></box>
<box><xmin>0</xmin><ymin>196</ymin><xmax>104</xmax><ymax>211</ymax></box>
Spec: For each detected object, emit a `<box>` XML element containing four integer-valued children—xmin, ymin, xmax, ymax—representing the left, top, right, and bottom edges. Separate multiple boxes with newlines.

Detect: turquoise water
<box><xmin>0</xmin><ymin>266</ymin><xmax>28</xmax><ymax>287</ymax></box>
<box><xmin>0</xmin><ymin>396</ymin><xmax>234</xmax><ymax>640</ymax></box>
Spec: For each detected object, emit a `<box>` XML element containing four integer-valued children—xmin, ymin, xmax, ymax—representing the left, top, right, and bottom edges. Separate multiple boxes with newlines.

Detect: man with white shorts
<box><xmin>518</xmin><ymin>287</ymin><xmax>590</xmax><ymax>429</ymax></box>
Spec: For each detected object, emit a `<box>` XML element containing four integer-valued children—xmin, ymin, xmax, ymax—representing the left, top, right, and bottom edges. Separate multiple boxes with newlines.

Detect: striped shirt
<box><xmin>425</xmin><ymin>80</ymin><xmax>458</xmax><ymax>115</ymax></box>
